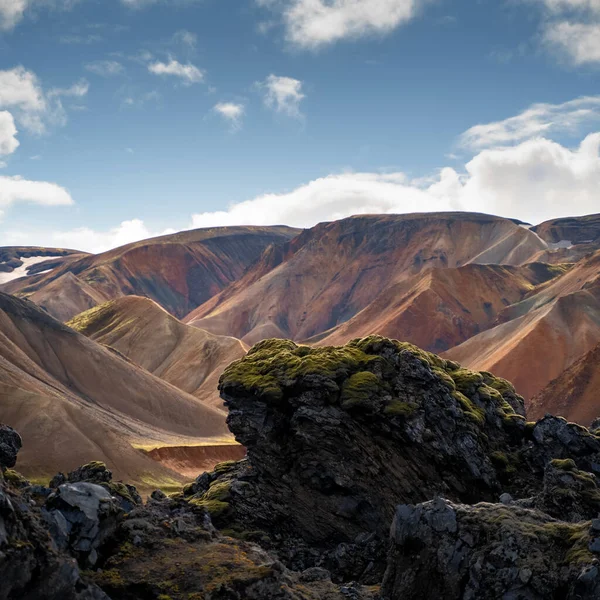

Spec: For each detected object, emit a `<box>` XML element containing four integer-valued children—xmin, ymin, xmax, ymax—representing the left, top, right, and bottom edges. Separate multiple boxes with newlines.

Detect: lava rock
<box><xmin>0</xmin><ymin>424</ymin><xmax>22</xmax><ymax>470</ymax></box>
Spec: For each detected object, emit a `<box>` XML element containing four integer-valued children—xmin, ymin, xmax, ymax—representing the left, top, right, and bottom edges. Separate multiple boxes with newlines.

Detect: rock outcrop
<box><xmin>6</xmin><ymin>334</ymin><xmax>600</xmax><ymax>599</ymax></box>
<box><xmin>382</xmin><ymin>498</ymin><xmax>600</xmax><ymax>599</ymax></box>
<box><xmin>0</xmin><ymin>426</ymin><xmax>110</xmax><ymax>600</ymax></box>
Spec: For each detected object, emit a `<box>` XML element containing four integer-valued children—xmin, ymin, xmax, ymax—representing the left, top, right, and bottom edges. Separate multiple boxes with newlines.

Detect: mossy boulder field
<box><xmin>4</xmin><ymin>336</ymin><xmax>600</xmax><ymax>598</ymax></box>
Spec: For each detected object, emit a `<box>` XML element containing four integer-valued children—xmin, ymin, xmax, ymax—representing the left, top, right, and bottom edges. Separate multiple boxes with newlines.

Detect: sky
<box><xmin>0</xmin><ymin>0</ymin><xmax>600</xmax><ymax>253</ymax></box>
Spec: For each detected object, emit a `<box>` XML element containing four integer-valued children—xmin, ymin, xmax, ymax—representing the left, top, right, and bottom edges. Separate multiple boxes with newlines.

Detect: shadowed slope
<box><xmin>309</xmin><ymin>263</ymin><xmax>565</xmax><ymax>351</ymax></box>
<box><xmin>1</xmin><ymin>226</ymin><xmax>300</xmax><ymax>322</ymax></box>
<box><xmin>68</xmin><ymin>296</ymin><xmax>248</xmax><ymax>410</ymax></box>
<box><xmin>185</xmin><ymin>213</ymin><xmax>548</xmax><ymax>344</ymax></box>
<box><xmin>0</xmin><ymin>292</ymin><xmax>232</xmax><ymax>488</ymax></box>
<box><xmin>446</xmin><ymin>250</ymin><xmax>600</xmax><ymax>401</ymax></box>
<box><xmin>529</xmin><ymin>343</ymin><xmax>600</xmax><ymax>425</ymax></box>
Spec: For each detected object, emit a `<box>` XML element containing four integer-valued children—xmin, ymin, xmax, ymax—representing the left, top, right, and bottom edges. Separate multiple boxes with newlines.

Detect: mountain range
<box><xmin>1</xmin><ymin>211</ymin><xmax>599</xmax><ymax>487</ymax></box>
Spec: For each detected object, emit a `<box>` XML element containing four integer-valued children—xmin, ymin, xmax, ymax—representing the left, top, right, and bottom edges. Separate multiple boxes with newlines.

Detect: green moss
<box><xmin>431</xmin><ymin>367</ymin><xmax>456</xmax><ymax>391</ymax></box>
<box><xmin>451</xmin><ymin>369</ymin><xmax>484</xmax><ymax>394</ymax></box>
<box><xmin>383</xmin><ymin>400</ymin><xmax>418</xmax><ymax>418</ymax></box>
<box><xmin>452</xmin><ymin>391</ymin><xmax>485</xmax><ymax>425</ymax></box>
<box><xmin>189</xmin><ymin>498</ymin><xmax>230</xmax><ymax>519</ymax></box>
<box><xmin>340</xmin><ymin>371</ymin><xmax>386</xmax><ymax>409</ymax></box>
<box><xmin>220</xmin><ymin>335</ymin><xmax>463</xmax><ymax>405</ymax></box>
<box><xmin>213</xmin><ymin>460</ymin><xmax>237</xmax><ymax>474</ymax></box>
<box><xmin>105</xmin><ymin>482</ymin><xmax>137</xmax><ymax>506</ymax></box>
<box><xmin>551</xmin><ymin>458</ymin><xmax>577</xmax><ymax>472</ymax></box>
<box><xmin>480</xmin><ymin>373</ymin><xmax>517</xmax><ymax>396</ymax></box>
<box><xmin>490</xmin><ymin>450</ymin><xmax>521</xmax><ymax>475</ymax></box>
<box><xmin>204</xmin><ymin>481</ymin><xmax>232</xmax><ymax>502</ymax></box>
<box><xmin>82</xmin><ymin>460</ymin><xmax>107</xmax><ymax>470</ymax></box>
<box><xmin>3</xmin><ymin>469</ymin><xmax>29</xmax><ymax>487</ymax></box>
<box><xmin>220</xmin><ymin>338</ymin><xmax>387</xmax><ymax>402</ymax></box>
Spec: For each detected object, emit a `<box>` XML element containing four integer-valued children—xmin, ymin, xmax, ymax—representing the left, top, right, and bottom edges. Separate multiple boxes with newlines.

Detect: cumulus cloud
<box><xmin>0</xmin><ymin>0</ymin><xmax>28</xmax><ymax>30</ymax></box>
<box><xmin>257</xmin><ymin>0</ymin><xmax>427</xmax><ymax>49</ymax></box>
<box><xmin>0</xmin><ymin>111</ymin><xmax>20</xmax><ymax>156</ymax></box>
<box><xmin>460</xmin><ymin>96</ymin><xmax>600</xmax><ymax>149</ymax></box>
<box><xmin>148</xmin><ymin>59</ymin><xmax>204</xmax><ymax>85</ymax></box>
<box><xmin>213</xmin><ymin>102</ymin><xmax>244</xmax><ymax>130</ymax></box>
<box><xmin>259</xmin><ymin>74</ymin><xmax>304</xmax><ymax>118</ymax></box>
<box><xmin>526</xmin><ymin>0</ymin><xmax>600</xmax><ymax>64</ymax></box>
<box><xmin>85</xmin><ymin>60</ymin><xmax>125</xmax><ymax>77</ymax></box>
<box><xmin>8</xmin><ymin>133</ymin><xmax>600</xmax><ymax>251</ymax></box>
<box><xmin>0</xmin><ymin>66</ymin><xmax>87</xmax><ymax>134</ymax></box>
<box><xmin>543</xmin><ymin>21</ymin><xmax>600</xmax><ymax>64</ymax></box>
<box><xmin>0</xmin><ymin>0</ymin><xmax>86</xmax><ymax>31</ymax></box>
<box><xmin>189</xmin><ymin>134</ymin><xmax>600</xmax><ymax>229</ymax></box>
<box><xmin>0</xmin><ymin>175</ymin><xmax>73</xmax><ymax>214</ymax></box>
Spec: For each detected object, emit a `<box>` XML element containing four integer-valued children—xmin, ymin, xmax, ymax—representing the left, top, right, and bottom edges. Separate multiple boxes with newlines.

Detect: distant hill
<box><xmin>0</xmin><ymin>225</ymin><xmax>300</xmax><ymax>322</ymax></box>
<box><xmin>184</xmin><ymin>213</ymin><xmax>548</xmax><ymax>344</ymax></box>
<box><xmin>529</xmin><ymin>342</ymin><xmax>600</xmax><ymax>425</ymax></box>
<box><xmin>445</xmin><ymin>249</ymin><xmax>600</xmax><ymax>401</ymax></box>
<box><xmin>68</xmin><ymin>296</ymin><xmax>247</xmax><ymax>411</ymax></box>
<box><xmin>0</xmin><ymin>291</ymin><xmax>236</xmax><ymax>489</ymax></box>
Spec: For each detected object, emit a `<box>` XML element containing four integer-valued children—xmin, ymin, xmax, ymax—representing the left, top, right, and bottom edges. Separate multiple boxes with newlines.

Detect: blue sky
<box><xmin>1</xmin><ymin>0</ymin><xmax>600</xmax><ymax>252</ymax></box>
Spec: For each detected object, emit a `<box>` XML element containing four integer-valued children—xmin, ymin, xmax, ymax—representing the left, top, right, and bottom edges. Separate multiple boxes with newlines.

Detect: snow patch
<box><xmin>547</xmin><ymin>240</ymin><xmax>573</xmax><ymax>250</ymax></box>
<box><xmin>0</xmin><ymin>256</ymin><xmax>61</xmax><ymax>284</ymax></box>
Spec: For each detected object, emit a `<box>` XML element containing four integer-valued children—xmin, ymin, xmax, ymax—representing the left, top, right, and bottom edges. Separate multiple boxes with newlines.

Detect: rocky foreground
<box><xmin>4</xmin><ymin>336</ymin><xmax>600</xmax><ymax>598</ymax></box>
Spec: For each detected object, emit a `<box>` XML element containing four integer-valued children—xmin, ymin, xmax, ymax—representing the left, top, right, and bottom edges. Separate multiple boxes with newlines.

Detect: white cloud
<box><xmin>460</xmin><ymin>96</ymin><xmax>600</xmax><ymax>149</ymax></box>
<box><xmin>148</xmin><ymin>59</ymin><xmax>204</xmax><ymax>85</ymax></box>
<box><xmin>59</xmin><ymin>33</ymin><xmax>103</xmax><ymax>44</ymax></box>
<box><xmin>7</xmin><ymin>132</ymin><xmax>600</xmax><ymax>251</ymax></box>
<box><xmin>0</xmin><ymin>0</ymin><xmax>27</xmax><ymax>30</ymax></box>
<box><xmin>3</xmin><ymin>219</ymin><xmax>175</xmax><ymax>253</ymax></box>
<box><xmin>213</xmin><ymin>102</ymin><xmax>244</xmax><ymax>130</ymax></box>
<box><xmin>48</xmin><ymin>79</ymin><xmax>89</xmax><ymax>98</ymax></box>
<box><xmin>526</xmin><ymin>0</ymin><xmax>600</xmax><ymax>64</ymax></box>
<box><xmin>0</xmin><ymin>111</ymin><xmax>19</xmax><ymax>156</ymax></box>
<box><xmin>172</xmin><ymin>29</ymin><xmax>197</xmax><ymax>50</ymax></box>
<box><xmin>0</xmin><ymin>175</ymin><xmax>73</xmax><ymax>214</ymax></box>
<box><xmin>534</xmin><ymin>0</ymin><xmax>600</xmax><ymax>13</ymax></box>
<box><xmin>259</xmin><ymin>74</ymin><xmax>305</xmax><ymax>118</ymax></box>
<box><xmin>190</xmin><ymin>133</ymin><xmax>600</xmax><ymax>229</ymax></box>
<box><xmin>85</xmin><ymin>60</ymin><xmax>125</xmax><ymax>77</ymax></box>
<box><xmin>543</xmin><ymin>21</ymin><xmax>600</xmax><ymax>64</ymax></box>
<box><xmin>258</xmin><ymin>0</ymin><xmax>425</xmax><ymax>49</ymax></box>
<box><xmin>0</xmin><ymin>0</ymin><xmax>84</xmax><ymax>31</ymax></box>
<box><xmin>0</xmin><ymin>67</ymin><xmax>86</xmax><ymax>134</ymax></box>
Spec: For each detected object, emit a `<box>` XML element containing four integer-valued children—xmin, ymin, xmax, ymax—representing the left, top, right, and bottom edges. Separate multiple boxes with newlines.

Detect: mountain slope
<box><xmin>1</xmin><ymin>226</ymin><xmax>300</xmax><ymax>322</ymax></box>
<box><xmin>185</xmin><ymin>213</ymin><xmax>548</xmax><ymax>344</ymax></box>
<box><xmin>310</xmin><ymin>263</ymin><xmax>564</xmax><ymax>351</ymax></box>
<box><xmin>529</xmin><ymin>342</ymin><xmax>600</xmax><ymax>425</ymax></box>
<box><xmin>0</xmin><ymin>292</ymin><xmax>234</xmax><ymax>488</ymax></box>
<box><xmin>445</xmin><ymin>250</ymin><xmax>600</xmax><ymax>401</ymax></box>
<box><xmin>68</xmin><ymin>296</ymin><xmax>247</xmax><ymax>410</ymax></box>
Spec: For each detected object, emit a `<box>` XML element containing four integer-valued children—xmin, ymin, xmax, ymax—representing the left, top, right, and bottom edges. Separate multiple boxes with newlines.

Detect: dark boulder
<box><xmin>0</xmin><ymin>424</ymin><xmax>21</xmax><ymax>470</ymax></box>
<box><xmin>382</xmin><ymin>498</ymin><xmax>600</xmax><ymax>599</ymax></box>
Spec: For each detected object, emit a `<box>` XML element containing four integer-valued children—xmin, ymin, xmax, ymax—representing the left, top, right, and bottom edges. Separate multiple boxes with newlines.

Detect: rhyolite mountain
<box><xmin>0</xmin><ymin>291</ymin><xmax>241</xmax><ymax>490</ymax></box>
<box><xmin>184</xmin><ymin>213</ymin><xmax>549</xmax><ymax>344</ymax></box>
<box><xmin>307</xmin><ymin>262</ymin><xmax>565</xmax><ymax>351</ymax></box>
<box><xmin>530</xmin><ymin>342</ymin><xmax>600</xmax><ymax>425</ymax></box>
<box><xmin>4</xmin><ymin>212</ymin><xmax>600</xmax><ymax>414</ymax></box>
<box><xmin>5</xmin><ymin>335</ymin><xmax>600</xmax><ymax>599</ymax></box>
<box><xmin>446</xmin><ymin>248</ymin><xmax>600</xmax><ymax>407</ymax></box>
<box><xmin>68</xmin><ymin>295</ymin><xmax>248</xmax><ymax>411</ymax></box>
<box><xmin>0</xmin><ymin>225</ymin><xmax>299</xmax><ymax>322</ymax></box>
